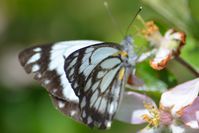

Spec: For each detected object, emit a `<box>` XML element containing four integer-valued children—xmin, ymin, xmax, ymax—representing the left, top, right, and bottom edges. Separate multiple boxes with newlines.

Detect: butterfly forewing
<box><xmin>18</xmin><ymin>40</ymin><xmax>102</xmax><ymax>121</ymax></box>
<box><xmin>64</xmin><ymin>43</ymin><xmax>127</xmax><ymax>129</ymax></box>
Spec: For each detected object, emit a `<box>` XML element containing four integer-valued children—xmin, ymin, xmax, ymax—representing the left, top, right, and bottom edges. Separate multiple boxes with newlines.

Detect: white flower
<box><xmin>115</xmin><ymin>78</ymin><xmax>199</xmax><ymax>133</ymax></box>
<box><xmin>141</xmin><ymin>21</ymin><xmax>186</xmax><ymax>70</ymax></box>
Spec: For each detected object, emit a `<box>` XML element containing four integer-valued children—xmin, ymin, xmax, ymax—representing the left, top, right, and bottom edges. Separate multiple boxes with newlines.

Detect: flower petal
<box><xmin>159</xmin><ymin>110</ymin><xmax>173</xmax><ymax>125</ymax></box>
<box><xmin>181</xmin><ymin>97</ymin><xmax>199</xmax><ymax>129</ymax></box>
<box><xmin>170</xmin><ymin>124</ymin><xmax>199</xmax><ymax>133</ymax></box>
<box><xmin>149</xmin><ymin>29</ymin><xmax>186</xmax><ymax>70</ymax></box>
<box><xmin>138</xmin><ymin>127</ymin><xmax>158</xmax><ymax>133</ymax></box>
<box><xmin>160</xmin><ymin>78</ymin><xmax>199</xmax><ymax>116</ymax></box>
<box><xmin>115</xmin><ymin>91</ymin><xmax>156</xmax><ymax>124</ymax></box>
<box><xmin>150</xmin><ymin>47</ymin><xmax>172</xmax><ymax>70</ymax></box>
<box><xmin>170</xmin><ymin>124</ymin><xmax>185</xmax><ymax>133</ymax></box>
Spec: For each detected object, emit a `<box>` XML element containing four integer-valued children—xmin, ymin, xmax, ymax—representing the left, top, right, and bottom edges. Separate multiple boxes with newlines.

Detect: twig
<box><xmin>175</xmin><ymin>56</ymin><xmax>199</xmax><ymax>77</ymax></box>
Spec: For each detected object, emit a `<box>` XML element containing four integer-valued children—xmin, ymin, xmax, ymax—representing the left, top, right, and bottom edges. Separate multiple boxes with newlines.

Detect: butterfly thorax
<box><xmin>121</xmin><ymin>36</ymin><xmax>137</xmax><ymax>68</ymax></box>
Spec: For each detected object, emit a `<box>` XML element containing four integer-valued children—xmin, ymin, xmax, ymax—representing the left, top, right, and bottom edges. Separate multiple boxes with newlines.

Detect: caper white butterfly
<box><xmin>19</xmin><ymin>36</ymin><xmax>138</xmax><ymax>129</ymax></box>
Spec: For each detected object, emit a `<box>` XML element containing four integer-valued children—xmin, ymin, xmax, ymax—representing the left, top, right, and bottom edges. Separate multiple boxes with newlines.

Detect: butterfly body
<box><xmin>19</xmin><ymin>36</ymin><xmax>137</xmax><ymax>129</ymax></box>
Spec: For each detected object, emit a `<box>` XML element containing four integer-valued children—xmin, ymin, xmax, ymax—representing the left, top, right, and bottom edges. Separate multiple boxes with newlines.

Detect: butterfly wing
<box><xmin>50</xmin><ymin>94</ymin><xmax>81</xmax><ymax>121</ymax></box>
<box><xmin>18</xmin><ymin>40</ymin><xmax>102</xmax><ymax>121</ymax></box>
<box><xmin>64</xmin><ymin>43</ymin><xmax>127</xmax><ymax>129</ymax></box>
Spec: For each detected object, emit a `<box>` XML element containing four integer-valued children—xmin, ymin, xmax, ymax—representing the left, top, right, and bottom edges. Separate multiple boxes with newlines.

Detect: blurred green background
<box><xmin>0</xmin><ymin>0</ymin><xmax>199</xmax><ymax>133</ymax></box>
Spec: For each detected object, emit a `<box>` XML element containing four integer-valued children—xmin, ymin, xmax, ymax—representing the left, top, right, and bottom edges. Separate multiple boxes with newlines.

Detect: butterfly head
<box><xmin>121</xmin><ymin>35</ymin><xmax>138</xmax><ymax>66</ymax></box>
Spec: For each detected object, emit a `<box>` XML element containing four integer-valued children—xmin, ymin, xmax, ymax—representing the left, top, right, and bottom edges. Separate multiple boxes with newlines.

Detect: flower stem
<box><xmin>175</xmin><ymin>56</ymin><xmax>199</xmax><ymax>77</ymax></box>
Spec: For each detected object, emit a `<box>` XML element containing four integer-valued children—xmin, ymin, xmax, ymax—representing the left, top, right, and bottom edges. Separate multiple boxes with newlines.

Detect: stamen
<box><xmin>142</xmin><ymin>102</ymin><xmax>160</xmax><ymax>127</ymax></box>
<box><xmin>142</xmin><ymin>21</ymin><xmax>159</xmax><ymax>37</ymax></box>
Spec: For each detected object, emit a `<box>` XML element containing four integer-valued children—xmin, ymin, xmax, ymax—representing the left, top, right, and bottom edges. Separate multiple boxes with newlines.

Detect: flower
<box><xmin>115</xmin><ymin>78</ymin><xmax>199</xmax><ymax>133</ymax></box>
<box><xmin>141</xmin><ymin>21</ymin><xmax>186</xmax><ymax>70</ymax></box>
<box><xmin>141</xmin><ymin>0</ymin><xmax>199</xmax><ymax>40</ymax></box>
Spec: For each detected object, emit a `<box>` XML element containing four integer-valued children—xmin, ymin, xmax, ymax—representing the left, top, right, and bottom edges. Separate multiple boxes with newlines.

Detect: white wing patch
<box><xmin>27</xmin><ymin>53</ymin><xmax>41</xmax><ymax>64</ymax></box>
<box><xmin>100</xmin><ymin>58</ymin><xmax>121</xmax><ymax>69</ymax></box>
<box><xmin>33</xmin><ymin>47</ymin><xmax>42</xmax><ymax>52</ymax></box>
<box><xmin>91</xmin><ymin>47</ymin><xmax>118</xmax><ymax>64</ymax></box>
<box><xmin>100</xmin><ymin>65</ymin><xmax>121</xmax><ymax>92</ymax></box>
<box><xmin>32</xmin><ymin>64</ymin><xmax>40</xmax><ymax>72</ymax></box>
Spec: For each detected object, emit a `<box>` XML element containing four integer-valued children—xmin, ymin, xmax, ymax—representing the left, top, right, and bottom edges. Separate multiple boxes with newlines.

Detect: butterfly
<box><xmin>18</xmin><ymin>36</ymin><xmax>138</xmax><ymax>129</ymax></box>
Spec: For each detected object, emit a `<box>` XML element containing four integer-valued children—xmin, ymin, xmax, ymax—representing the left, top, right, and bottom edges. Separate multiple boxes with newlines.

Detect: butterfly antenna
<box><xmin>125</xmin><ymin>6</ymin><xmax>142</xmax><ymax>37</ymax></box>
<box><xmin>104</xmin><ymin>1</ymin><xmax>124</xmax><ymax>38</ymax></box>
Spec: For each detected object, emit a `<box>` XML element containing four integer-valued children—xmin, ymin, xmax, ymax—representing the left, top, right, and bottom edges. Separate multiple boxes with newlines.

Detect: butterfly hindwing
<box><xmin>18</xmin><ymin>40</ymin><xmax>102</xmax><ymax>121</ymax></box>
<box><xmin>64</xmin><ymin>43</ymin><xmax>127</xmax><ymax>129</ymax></box>
<box><xmin>50</xmin><ymin>94</ymin><xmax>81</xmax><ymax>121</ymax></box>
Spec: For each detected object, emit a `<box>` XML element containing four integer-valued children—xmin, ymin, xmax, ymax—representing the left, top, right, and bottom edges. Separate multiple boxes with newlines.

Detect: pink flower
<box><xmin>181</xmin><ymin>97</ymin><xmax>199</xmax><ymax>129</ymax></box>
<box><xmin>115</xmin><ymin>78</ymin><xmax>199</xmax><ymax>132</ymax></box>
